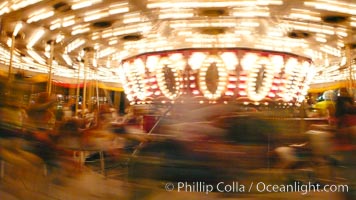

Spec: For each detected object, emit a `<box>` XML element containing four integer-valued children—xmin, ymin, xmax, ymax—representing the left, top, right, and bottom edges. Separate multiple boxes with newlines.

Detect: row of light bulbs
<box><xmin>119</xmin><ymin>49</ymin><xmax>315</xmax><ymax>104</ymax></box>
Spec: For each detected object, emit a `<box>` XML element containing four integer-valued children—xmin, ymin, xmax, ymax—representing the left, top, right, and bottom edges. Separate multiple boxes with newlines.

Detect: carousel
<box><xmin>0</xmin><ymin>0</ymin><xmax>354</xmax><ymax>179</ymax></box>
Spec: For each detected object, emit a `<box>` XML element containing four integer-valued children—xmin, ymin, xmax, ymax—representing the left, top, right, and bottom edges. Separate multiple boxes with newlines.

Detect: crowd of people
<box><xmin>0</xmin><ymin>81</ymin><xmax>146</xmax><ymax>183</ymax></box>
<box><xmin>1</xmin><ymin>81</ymin><xmax>355</xmax><ymax>199</ymax></box>
<box><xmin>274</xmin><ymin>88</ymin><xmax>356</xmax><ymax>184</ymax></box>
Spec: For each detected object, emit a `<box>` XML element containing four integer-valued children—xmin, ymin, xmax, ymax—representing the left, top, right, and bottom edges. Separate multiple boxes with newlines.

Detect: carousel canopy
<box><xmin>0</xmin><ymin>0</ymin><xmax>355</xmax><ymax>90</ymax></box>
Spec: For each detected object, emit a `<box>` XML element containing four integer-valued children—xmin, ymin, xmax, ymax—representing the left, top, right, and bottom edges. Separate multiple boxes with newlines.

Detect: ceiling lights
<box><xmin>0</xmin><ymin>0</ymin><xmax>354</xmax><ymax>89</ymax></box>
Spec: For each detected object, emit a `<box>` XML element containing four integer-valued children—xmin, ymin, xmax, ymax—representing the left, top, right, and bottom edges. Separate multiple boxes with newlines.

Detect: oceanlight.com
<box><xmin>164</xmin><ymin>181</ymin><xmax>349</xmax><ymax>195</ymax></box>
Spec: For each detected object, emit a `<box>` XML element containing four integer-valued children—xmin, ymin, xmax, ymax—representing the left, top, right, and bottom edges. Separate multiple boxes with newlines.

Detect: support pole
<box><xmin>96</xmin><ymin>78</ymin><xmax>100</xmax><ymax>114</ymax></box>
<box><xmin>7</xmin><ymin>22</ymin><xmax>22</xmax><ymax>87</ymax></box>
<box><xmin>345</xmin><ymin>44</ymin><xmax>354</xmax><ymax>95</ymax></box>
<box><xmin>75</xmin><ymin>63</ymin><xmax>82</xmax><ymax>117</ymax></box>
<box><xmin>82</xmin><ymin>52</ymin><xmax>89</xmax><ymax>116</ymax></box>
<box><xmin>8</xmin><ymin>34</ymin><xmax>15</xmax><ymax>81</ymax></box>
<box><xmin>47</xmin><ymin>40</ymin><xmax>55</xmax><ymax>95</ymax></box>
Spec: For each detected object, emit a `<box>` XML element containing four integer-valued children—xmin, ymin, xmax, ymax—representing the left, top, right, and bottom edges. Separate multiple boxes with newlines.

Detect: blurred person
<box><xmin>23</xmin><ymin>93</ymin><xmax>81</xmax><ymax>178</ymax></box>
<box><xmin>69</xmin><ymin>97</ymin><xmax>77</xmax><ymax>116</ymax></box>
<box><xmin>0</xmin><ymin>80</ymin><xmax>28</xmax><ymax>136</ymax></box>
<box><xmin>0</xmin><ymin>100</ymin><xmax>28</xmax><ymax>135</ymax></box>
<box><xmin>0</xmin><ymin>81</ymin><xmax>42</xmax><ymax>177</ymax></box>
<box><xmin>333</xmin><ymin>88</ymin><xmax>356</xmax><ymax>147</ymax></box>
<box><xmin>128</xmin><ymin>105</ymin><xmax>276</xmax><ymax>189</ymax></box>
<box><xmin>312</xmin><ymin>90</ymin><xmax>336</xmax><ymax>124</ymax></box>
<box><xmin>335</xmin><ymin>88</ymin><xmax>356</xmax><ymax>128</ymax></box>
<box><xmin>274</xmin><ymin>124</ymin><xmax>337</xmax><ymax>184</ymax></box>
<box><xmin>62</xmin><ymin>105</ymin><xmax>73</xmax><ymax>120</ymax></box>
<box><xmin>24</xmin><ymin>118</ymin><xmax>86</xmax><ymax>181</ymax></box>
<box><xmin>122</xmin><ymin>106</ymin><xmax>140</xmax><ymax>125</ymax></box>
<box><xmin>26</xmin><ymin>92</ymin><xmax>57</xmax><ymax>132</ymax></box>
<box><xmin>83</xmin><ymin>110</ymin><xmax>148</xmax><ymax>164</ymax></box>
<box><xmin>55</xmin><ymin>118</ymin><xmax>84</xmax><ymax>148</ymax></box>
<box><xmin>98</xmin><ymin>102</ymin><xmax>116</xmax><ymax>126</ymax></box>
<box><xmin>306</xmin><ymin>125</ymin><xmax>336</xmax><ymax>180</ymax></box>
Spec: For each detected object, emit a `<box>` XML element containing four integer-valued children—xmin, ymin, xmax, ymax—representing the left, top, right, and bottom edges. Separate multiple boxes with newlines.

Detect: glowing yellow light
<box><xmin>198</xmin><ymin>55</ymin><xmax>228</xmax><ymax>100</ymax></box>
<box><xmin>156</xmin><ymin>57</ymin><xmax>182</xmax><ymax>99</ymax></box>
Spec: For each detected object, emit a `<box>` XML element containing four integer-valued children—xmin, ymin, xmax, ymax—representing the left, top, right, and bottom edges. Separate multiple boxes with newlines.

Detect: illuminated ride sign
<box><xmin>119</xmin><ymin>48</ymin><xmax>315</xmax><ymax>105</ymax></box>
